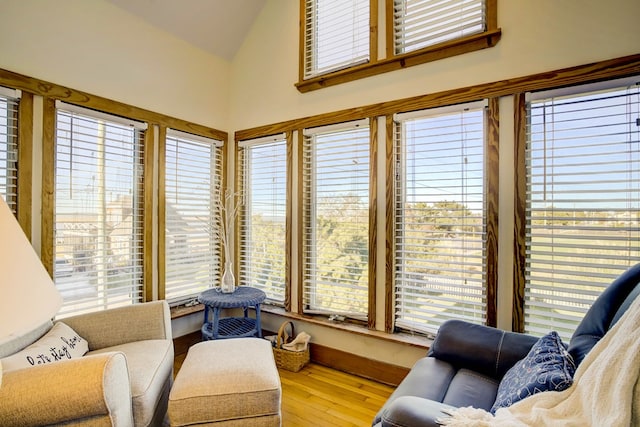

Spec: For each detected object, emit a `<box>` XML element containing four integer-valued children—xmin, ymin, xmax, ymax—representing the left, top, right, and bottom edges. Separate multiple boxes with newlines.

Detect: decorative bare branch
<box><xmin>215</xmin><ymin>188</ymin><xmax>242</xmax><ymax>264</ymax></box>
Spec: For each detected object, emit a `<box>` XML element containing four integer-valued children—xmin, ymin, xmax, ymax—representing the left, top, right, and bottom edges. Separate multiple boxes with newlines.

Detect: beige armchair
<box><xmin>0</xmin><ymin>300</ymin><xmax>174</xmax><ymax>426</ymax></box>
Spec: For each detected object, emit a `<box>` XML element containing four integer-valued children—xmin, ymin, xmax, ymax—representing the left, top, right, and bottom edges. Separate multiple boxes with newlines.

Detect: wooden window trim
<box><xmin>297</xmin><ymin>0</ymin><xmax>500</xmax><ymax>93</ymax></box>
<box><xmin>368</xmin><ymin>119</ymin><xmax>378</xmax><ymax>329</ymax></box>
<box><xmin>244</xmin><ymin>54</ymin><xmax>640</xmax><ymax>141</ymax></box>
<box><xmin>285</xmin><ymin>131</ymin><xmax>294</xmax><ymax>312</ymax></box>
<box><xmin>0</xmin><ymin>68</ymin><xmax>225</xmax><ymax>142</ymax></box>
<box><xmin>296</xmin><ymin>129</ymin><xmax>305</xmax><ymax>314</ymax></box>
<box><xmin>17</xmin><ymin>92</ymin><xmax>33</xmax><ymax>238</ymax></box>
<box><xmin>41</xmin><ymin>97</ymin><xmax>56</xmax><ymax>278</ymax></box>
<box><xmin>485</xmin><ymin>97</ymin><xmax>499</xmax><ymax>327</ymax></box>
<box><xmin>299</xmin><ymin>121</ymin><xmax>374</xmax><ymax>322</ymax></box>
<box><xmin>144</xmin><ymin>124</ymin><xmax>157</xmax><ymax>302</ymax></box>
<box><xmin>512</xmin><ymin>93</ymin><xmax>527</xmax><ymax>333</ymax></box>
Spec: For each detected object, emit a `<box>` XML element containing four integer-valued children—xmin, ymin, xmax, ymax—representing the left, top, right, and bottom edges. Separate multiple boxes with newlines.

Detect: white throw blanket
<box><xmin>439</xmin><ymin>296</ymin><xmax>640</xmax><ymax>427</ymax></box>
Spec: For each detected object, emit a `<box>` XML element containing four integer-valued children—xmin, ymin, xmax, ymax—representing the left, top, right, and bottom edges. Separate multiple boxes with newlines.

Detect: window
<box><xmin>525</xmin><ymin>78</ymin><xmax>640</xmax><ymax>340</ymax></box>
<box><xmin>302</xmin><ymin>120</ymin><xmax>370</xmax><ymax>319</ymax></box>
<box><xmin>394</xmin><ymin>102</ymin><xmax>487</xmax><ymax>335</ymax></box>
<box><xmin>298</xmin><ymin>0</ymin><xmax>499</xmax><ymax>92</ymax></box>
<box><xmin>302</xmin><ymin>0</ymin><xmax>370</xmax><ymax>79</ymax></box>
<box><xmin>237</xmin><ymin>134</ymin><xmax>288</xmax><ymax>304</ymax></box>
<box><xmin>163</xmin><ymin>129</ymin><xmax>223</xmax><ymax>304</ymax></box>
<box><xmin>0</xmin><ymin>87</ymin><xmax>19</xmax><ymax>213</ymax></box>
<box><xmin>392</xmin><ymin>0</ymin><xmax>486</xmax><ymax>55</ymax></box>
<box><xmin>54</xmin><ymin>102</ymin><xmax>146</xmax><ymax>317</ymax></box>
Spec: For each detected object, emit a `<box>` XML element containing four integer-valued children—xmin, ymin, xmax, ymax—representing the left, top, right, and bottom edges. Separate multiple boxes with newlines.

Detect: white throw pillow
<box><xmin>1</xmin><ymin>322</ymin><xmax>89</xmax><ymax>372</ymax></box>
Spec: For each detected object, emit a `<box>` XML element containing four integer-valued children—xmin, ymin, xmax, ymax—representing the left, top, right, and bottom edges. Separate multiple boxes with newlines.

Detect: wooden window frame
<box><xmin>298</xmin><ymin>120</ymin><xmax>378</xmax><ymax>327</ymax></box>
<box><xmin>297</xmin><ymin>0</ymin><xmax>379</xmax><ymax>93</ymax></box>
<box><xmin>296</xmin><ymin>0</ymin><xmax>500</xmax><ymax>93</ymax></box>
<box><xmin>388</xmin><ymin>100</ymin><xmax>499</xmax><ymax>336</ymax></box>
<box><xmin>159</xmin><ymin>128</ymin><xmax>224</xmax><ymax>304</ymax></box>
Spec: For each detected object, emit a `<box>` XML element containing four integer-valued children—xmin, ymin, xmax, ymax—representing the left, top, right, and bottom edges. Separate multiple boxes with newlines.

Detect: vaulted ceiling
<box><xmin>105</xmin><ymin>0</ymin><xmax>267</xmax><ymax>61</ymax></box>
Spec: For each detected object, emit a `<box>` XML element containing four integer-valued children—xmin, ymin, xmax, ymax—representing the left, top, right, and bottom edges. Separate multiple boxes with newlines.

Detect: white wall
<box><xmin>230</xmin><ymin>0</ymin><xmax>640</xmax><ymax>130</ymax></box>
<box><xmin>0</xmin><ymin>0</ymin><xmax>231</xmax><ymax>130</ymax></box>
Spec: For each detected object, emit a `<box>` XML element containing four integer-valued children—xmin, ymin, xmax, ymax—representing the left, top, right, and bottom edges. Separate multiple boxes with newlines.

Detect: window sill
<box><xmin>296</xmin><ymin>29</ymin><xmax>502</xmax><ymax>93</ymax></box>
<box><xmin>170</xmin><ymin>302</ymin><xmax>204</xmax><ymax>319</ymax></box>
<box><xmin>169</xmin><ymin>301</ymin><xmax>431</xmax><ymax>350</ymax></box>
<box><xmin>261</xmin><ymin>305</ymin><xmax>432</xmax><ymax>350</ymax></box>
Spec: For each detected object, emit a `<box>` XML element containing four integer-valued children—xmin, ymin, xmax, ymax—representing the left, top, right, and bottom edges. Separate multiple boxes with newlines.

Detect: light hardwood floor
<box><xmin>173</xmin><ymin>349</ymin><xmax>394</xmax><ymax>426</ymax></box>
<box><xmin>279</xmin><ymin>363</ymin><xmax>393</xmax><ymax>426</ymax></box>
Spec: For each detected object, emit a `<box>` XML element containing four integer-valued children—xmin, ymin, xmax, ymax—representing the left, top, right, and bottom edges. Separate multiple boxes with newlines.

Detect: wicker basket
<box><xmin>272</xmin><ymin>321</ymin><xmax>310</xmax><ymax>372</ymax></box>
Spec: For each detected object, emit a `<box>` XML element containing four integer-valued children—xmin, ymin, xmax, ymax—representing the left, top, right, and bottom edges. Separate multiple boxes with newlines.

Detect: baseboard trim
<box><xmin>309</xmin><ymin>342</ymin><xmax>409</xmax><ymax>386</ymax></box>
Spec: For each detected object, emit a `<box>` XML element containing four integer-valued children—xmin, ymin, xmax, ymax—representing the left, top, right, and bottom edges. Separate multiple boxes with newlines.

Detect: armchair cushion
<box><xmin>1</xmin><ymin>322</ymin><xmax>88</xmax><ymax>372</ymax></box>
<box><xmin>491</xmin><ymin>331</ymin><xmax>576</xmax><ymax>413</ymax></box>
<box><xmin>61</xmin><ymin>300</ymin><xmax>172</xmax><ymax>350</ymax></box>
<box><xmin>90</xmin><ymin>339</ymin><xmax>174</xmax><ymax>426</ymax></box>
<box><xmin>0</xmin><ymin>352</ymin><xmax>133</xmax><ymax>426</ymax></box>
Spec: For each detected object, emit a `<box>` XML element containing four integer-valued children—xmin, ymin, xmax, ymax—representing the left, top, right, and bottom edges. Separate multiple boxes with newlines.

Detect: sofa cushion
<box><xmin>491</xmin><ymin>331</ymin><xmax>575</xmax><ymax>413</ymax></box>
<box><xmin>373</xmin><ymin>357</ymin><xmax>456</xmax><ymax>426</ymax></box>
<box><xmin>442</xmin><ymin>369</ymin><xmax>499</xmax><ymax>411</ymax></box>
<box><xmin>1</xmin><ymin>322</ymin><xmax>88</xmax><ymax>372</ymax></box>
<box><xmin>89</xmin><ymin>339</ymin><xmax>174</xmax><ymax>426</ymax></box>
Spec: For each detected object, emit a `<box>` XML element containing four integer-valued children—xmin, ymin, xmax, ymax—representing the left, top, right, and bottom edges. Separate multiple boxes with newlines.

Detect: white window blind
<box><xmin>54</xmin><ymin>102</ymin><xmax>147</xmax><ymax>317</ymax></box>
<box><xmin>393</xmin><ymin>0</ymin><xmax>485</xmax><ymax>55</ymax></box>
<box><xmin>302</xmin><ymin>119</ymin><xmax>370</xmax><ymax>319</ymax></box>
<box><xmin>238</xmin><ymin>134</ymin><xmax>287</xmax><ymax>304</ymax></box>
<box><xmin>394</xmin><ymin>102</ymin><xmax>487</xmax><ymax>335</ymax></box>
<box><xmin>0</xmin><ymin>87</ymin><xmax>20</xmax><ymax>213</ymax></box>
<box><xmin>304</xmin><ymin>0</ymin><xmax>370</xmax><ymax>79</ymax></box>
<box><xmin>164</xmin><ymin>129</ymin><xmax>223</xmax><ymax>304</ymax></box>
<box><xmin>525</xmin><ymin>78</ymin><xmax>640</xmax><ymax>340</ymax></box>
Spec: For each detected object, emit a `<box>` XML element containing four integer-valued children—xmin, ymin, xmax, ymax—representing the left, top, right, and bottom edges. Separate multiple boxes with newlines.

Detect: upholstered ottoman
<box><xmin>168</xmin><ymin>338</ymin><xmax>281</xmax><ymax>426</ymax></box>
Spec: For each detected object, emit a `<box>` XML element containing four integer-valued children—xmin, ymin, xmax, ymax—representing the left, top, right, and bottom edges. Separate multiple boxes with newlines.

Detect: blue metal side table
<box><xmin>198</xmin><ymin>286</ymin><xmax>266</xmax><ymax>340</ymax></box>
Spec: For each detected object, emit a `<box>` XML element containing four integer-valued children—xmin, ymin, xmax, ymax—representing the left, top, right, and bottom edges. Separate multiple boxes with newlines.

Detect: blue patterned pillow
<box><xmin>491</xmin><ymin>331</ymin><xmax>576</xmax><ymax>413</ymax></box>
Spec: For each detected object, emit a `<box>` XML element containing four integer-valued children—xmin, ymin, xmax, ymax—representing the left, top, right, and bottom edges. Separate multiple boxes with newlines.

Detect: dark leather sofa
<box><xmin>373</xmin><ymin>263</ymin><xmax>640</xmax><ymax>427</ymax></box>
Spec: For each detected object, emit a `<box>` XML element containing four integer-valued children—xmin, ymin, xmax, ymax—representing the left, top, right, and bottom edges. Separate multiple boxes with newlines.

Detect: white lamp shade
<box><xmin>0</xmin><ymin>196</ymin><xmax>62</xmax><ymax>345</ymax></box>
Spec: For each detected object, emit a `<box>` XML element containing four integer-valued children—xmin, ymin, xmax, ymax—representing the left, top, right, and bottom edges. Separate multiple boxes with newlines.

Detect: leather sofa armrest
<box><xmin>429</xmin><ymin>320</ymin><xmax>539</xmax><ymax>379</ymax></box>
<box><xmin>0</xmin><ymin>352</ymin><xmax>133</xmax><ymax>426</ymax></box>
<box><xmin>60</xmin><ymin>300</ymin><xmax>172</xmax><ymax>350</ymax></box>
<box><xmin>380</xmin><ymin>396</ymin><xmax>456</xmax><ymax>427</ymax></box>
